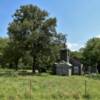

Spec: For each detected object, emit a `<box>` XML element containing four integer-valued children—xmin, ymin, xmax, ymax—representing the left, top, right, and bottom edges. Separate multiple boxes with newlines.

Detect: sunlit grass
<box><xmin>0</xmin><ymin>69</ymin><xmax>100</xmax><ymax>100</ymax></box>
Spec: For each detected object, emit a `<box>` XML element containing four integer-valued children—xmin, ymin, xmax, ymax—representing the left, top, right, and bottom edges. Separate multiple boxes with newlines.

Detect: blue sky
<box><xmin>0</xmin><ymin>0</ymin><xmax>100</xmax><ymax>51</ymax></box>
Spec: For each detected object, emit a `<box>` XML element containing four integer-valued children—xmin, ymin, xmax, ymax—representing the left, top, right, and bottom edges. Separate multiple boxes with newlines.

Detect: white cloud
<box><xmin>67</xmin><ymin>42</ymin><xmax>84</xmax><ymax>51</ymax></box>
<box><xmin>96</xmin><ymin>34</ymin><xmax>100</xmax><ymax>38</ymax></box>
<box><xmin>66</xmin><ymin>34</ymin><xmax>100</xmax><ymax>51</ymax></box>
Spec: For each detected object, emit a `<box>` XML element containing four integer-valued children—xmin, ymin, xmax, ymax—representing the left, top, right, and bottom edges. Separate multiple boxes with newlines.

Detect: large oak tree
<box><xmin>7</xmin><ymin>4</ymin><xmax>60</xmax><ymax>73</ymax></box>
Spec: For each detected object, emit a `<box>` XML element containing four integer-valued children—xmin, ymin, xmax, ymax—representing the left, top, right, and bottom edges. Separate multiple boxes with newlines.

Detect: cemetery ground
<box><xmin>0</xmin><ymin>69</ymin><xmax>100</xmax><ymax>100</ymax></box>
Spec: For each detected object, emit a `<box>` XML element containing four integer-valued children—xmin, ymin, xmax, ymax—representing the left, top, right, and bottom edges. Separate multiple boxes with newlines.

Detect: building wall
<box><xmin>54</xmin><ymin>63</ymin><xmax>72</xmax><ymax>76</ymax></box>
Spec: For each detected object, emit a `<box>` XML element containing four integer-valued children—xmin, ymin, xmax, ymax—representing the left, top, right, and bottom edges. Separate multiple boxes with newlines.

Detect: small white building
<box><xmin>54</xmin><ymin>61</ymin><xmax>72</xmax><ymax>76</ymax></box>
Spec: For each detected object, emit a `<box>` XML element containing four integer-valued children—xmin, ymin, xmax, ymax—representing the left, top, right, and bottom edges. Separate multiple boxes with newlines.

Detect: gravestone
<box><xmin>73</xmin><ymin>66</ymin><xmax>79</xmax><ymax>74</ymax></box>
<box><xmin>85</xmin><ymin>66</ymin><xmax>98</xmax><ymax>74</ymax></box>
<box><xmin>70</xmin><ymin>58</ymin><xmax>83</xmax><ymax>75</ymax></box>
<box><xmin>91</xmin><ymin>66</ymin><xmax>98</xmax><ymax>73</ymax></box>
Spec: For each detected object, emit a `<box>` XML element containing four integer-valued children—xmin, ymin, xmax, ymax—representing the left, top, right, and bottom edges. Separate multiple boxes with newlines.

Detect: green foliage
<box><xmin>4</xmin><ymin>4</ymin><xmax>65</xmax><ymax>72</ymax></box>
<box><xmin>71</xmin><ymin>51</ymin><xmax>83</xmax><ymax>60</ymax></box>
<box><xmin>2</xmin><ymin>42</ymin><xmax>25</xmax><ymax>69</ymax></box>
<box><xmin>83</xmin><ymin>38</ymin><xmax>100</xmax><ymax>67</ymax></box>
<box><xmin>0</xmin><ymin>38</ymin><xmax>9</xmax><ymax>67</ymax></box>
<box><xmin>0</xmin><ymin>38</ymin><xmax>8</xmax><ymax>55</ymax></box>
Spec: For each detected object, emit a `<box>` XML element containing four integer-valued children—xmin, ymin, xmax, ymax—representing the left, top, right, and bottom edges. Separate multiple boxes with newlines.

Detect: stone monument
<box><xmin>53</xmin><ymin>34</ymin><xmax>72</xmax><ymax>76</ymax></box>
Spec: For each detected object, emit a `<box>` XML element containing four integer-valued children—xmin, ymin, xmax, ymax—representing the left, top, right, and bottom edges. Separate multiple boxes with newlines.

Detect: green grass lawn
<box><xmin>0</xmin><ymin>70</ymin><xmax>100</xmax><ymax>100</ymax></box>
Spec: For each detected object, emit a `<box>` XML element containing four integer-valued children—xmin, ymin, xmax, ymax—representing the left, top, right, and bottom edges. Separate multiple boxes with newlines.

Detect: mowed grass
<box><xmin>0</xmin><ymin>70</ymin><xmax>100</xmax><ymax>100</ymax></box>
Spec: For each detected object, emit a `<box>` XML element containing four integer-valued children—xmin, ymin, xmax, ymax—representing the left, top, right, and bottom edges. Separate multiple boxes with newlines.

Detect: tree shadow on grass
<box><xmin>0</xmin><ymin>70</ymin><xmax>48</xmax><ymax>77</ymax></box>
<box><xmin>82</xmin><ymin>94</ymin><xmax>91</xmax><ymax>100</ymax></box>
<box><xmin>0</xmin><ymin>70</ymin><xmax>33</xmax><ymax>77</ymax></box>
<box><xmin>85</xmin><ymin>74</ymin><xmax>100</xmax><ymax>80</ymax></box>
<box><xmin>18</xmin><ymin>70</ymin><xmax>33</xmax><ymax>76</ymax></box>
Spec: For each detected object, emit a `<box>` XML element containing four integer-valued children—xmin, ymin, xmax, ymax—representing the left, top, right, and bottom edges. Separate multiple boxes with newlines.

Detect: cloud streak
<box><xmin>67</xmin><ymin>42</ymin><xmax>84</xmax><ymax>51</ymax></box>
<box><xmin>96</xmin><ymin>34</ymin><xmax>100</xmax><ymax>38</ymax></box>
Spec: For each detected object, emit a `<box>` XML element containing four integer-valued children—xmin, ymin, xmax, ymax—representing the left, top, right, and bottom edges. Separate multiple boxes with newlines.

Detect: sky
<box><xmin>0</xmin><ymin>0</ymin><xmax>100</xmax><ymax>51</ymax></box>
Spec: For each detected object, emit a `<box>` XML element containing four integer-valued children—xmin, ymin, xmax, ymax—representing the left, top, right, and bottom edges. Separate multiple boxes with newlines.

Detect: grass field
<box><xmin>0</xmin><ymin>69</ymin><xmax>100</xmax><ymax>100</ymax></box>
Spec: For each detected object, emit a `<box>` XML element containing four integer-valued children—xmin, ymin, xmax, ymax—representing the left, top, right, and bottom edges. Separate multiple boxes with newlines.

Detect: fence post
<box><xmin>29</xmin><ymin>79</ymin><xmax>32</xmax><ymax>100</ymax></box>
<box><xmin>85</xmin><ymin>80</ymin><xmax>87</xmax><ymax>96</ymax></box>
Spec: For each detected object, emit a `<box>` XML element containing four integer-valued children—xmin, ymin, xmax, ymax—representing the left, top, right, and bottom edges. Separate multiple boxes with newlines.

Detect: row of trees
<box><xmin>0</xmin><ymin>5</ymin><xmax>65</xmax><ymax>73</ymax></box>
<box><xmin>71</xmin><ymin>38</ymin><xmax>100</xmax><ymax>73</ymax></box>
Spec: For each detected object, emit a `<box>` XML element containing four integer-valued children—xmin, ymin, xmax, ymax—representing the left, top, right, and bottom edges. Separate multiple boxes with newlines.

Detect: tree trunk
<box><xmin>37</xmin><ymin>65</ymin><xmax>41</xmax><ymax>74</ymax></box>
<box><xmin>15</xmin><ymin>59</ymin><xmax>19</xmax><ymax>71</ymax></box>
<box><xmin>32</xmin><ymin>56</ymin><xmax>36</xmax><ymax>74</ymax></box>
<box><xmin>97</xmin><ymin>64</ymin><xmax>100</xmax><ymax>73</ymax></box>
<box><xmin>9</xmin><ymin>63</ymin><xmax>13</xmax><ymax>69</ymax></box>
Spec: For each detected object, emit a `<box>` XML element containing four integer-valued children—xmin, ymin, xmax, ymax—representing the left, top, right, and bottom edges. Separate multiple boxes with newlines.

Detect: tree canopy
<box><xmin>82</xmin><ymin>38</ymin><xmax>100</xmax><ymax>72</ymax></box>
<box><xmin>3</xmin><ymin>4</ymin><xmax>65</xmax><ymax>73</ymax></box>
